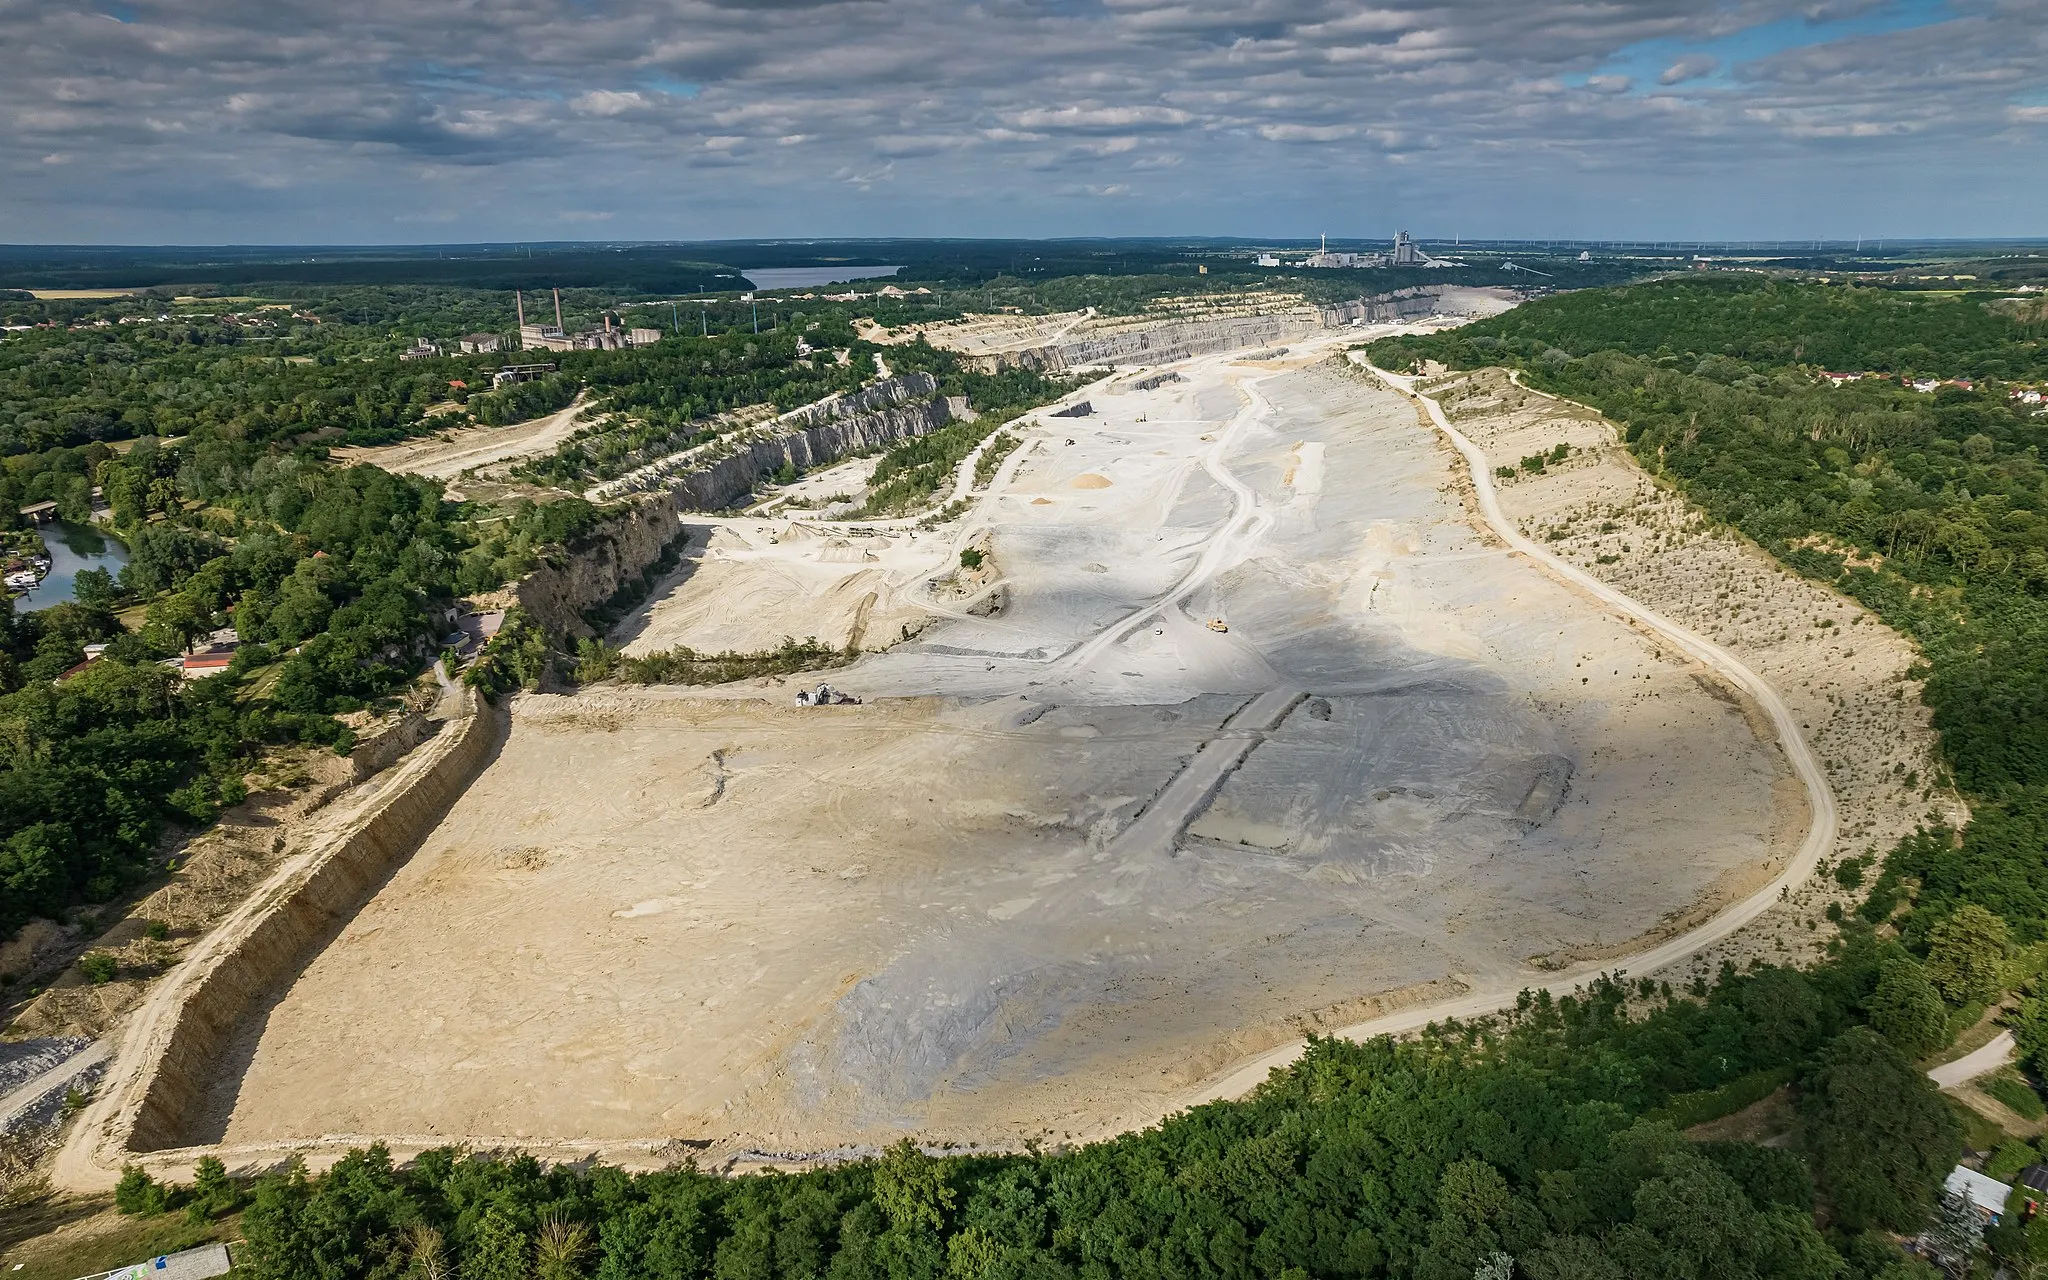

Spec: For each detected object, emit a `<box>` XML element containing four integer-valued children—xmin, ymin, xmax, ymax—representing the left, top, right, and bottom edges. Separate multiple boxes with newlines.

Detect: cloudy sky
<box><xmin>5</xmin><ymin>0</ymin><xmax>2044</xmax><ymax>244</ymax></box>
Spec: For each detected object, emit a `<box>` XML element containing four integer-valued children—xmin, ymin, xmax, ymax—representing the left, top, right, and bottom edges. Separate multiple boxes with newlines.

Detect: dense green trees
<box><xmin>1799</xmin><ymin>1028</ymin><xmax>1962</xmax><ymax>1231</ymax></box>
<box><xmin>120</xmin><ymin>952</ymin><xmax>1962</xmax><ymax>1280</ymax></box>
<box><xmin>1867</xmin><ymin>959</ymin><xmax>1950</xmax><ymax>1058</ymax></box>
<box><xmin>1922</xmin><ymin>905</ymin><xmax>2013</xmax><ymax>1005</ymax></box>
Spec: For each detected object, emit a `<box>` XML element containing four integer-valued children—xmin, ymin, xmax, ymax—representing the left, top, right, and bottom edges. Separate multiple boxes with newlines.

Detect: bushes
<box><xmin>115</xmin><ymin>1164</ymin><xmax>173</xmax><ymax>1216</ymax></box>
<box><xmin>77</xmin><ymin>951</ymin><xmax>118</xmax><ymax>984</ymax></box>
<box><xmin>464</xmin><ymin>609</ymin><xmax>552</xmax><ymax>701</ymax></box>
<box><xmin>1644</xmin><ymin>1066</ymin><xmax>1795</xmax><ymax>1130</ymax></box>
<box><xmin>620</xmin><ymin>638</ymin><xmax>847</xmax><ymax>686</ymax></box>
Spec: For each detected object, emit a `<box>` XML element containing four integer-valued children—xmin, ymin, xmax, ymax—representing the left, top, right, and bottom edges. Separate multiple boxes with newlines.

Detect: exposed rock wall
<box><xmin>513</xmin><ymin>501</ymin><xmax>685</xmax><ymax>639</ymax></box>
<box><xmin>781</xmin><ymin>372</ymin><xmax>938</xmax><ymax>428</ymax></box>
<box><xmin>348</xmin><ymin>711</ymin><xmax>432</xmax><ymax>783</ymax></box>
<box><xmin>664</xmin><ymin>396</ymin><xmax>954</xmax><ymax>511</ymax></box>
<box><xmin>591</xmin><ymin>373</ymin><xmax>941</xmax><ymax>500</ymax></box>
<box><xmin>82</xmin><ymin>690</ymin><xmax>504</xmax><ymax>1162</ymax></box>
<box><xmin>961</xmin><ymin>287</ymin><xmax>1445</xmax><ymax>372</ymax></box>
<box><xmin>518</xmin><ymin>392</ymin><xmax>958</xmax><ymax>638</ymax></box>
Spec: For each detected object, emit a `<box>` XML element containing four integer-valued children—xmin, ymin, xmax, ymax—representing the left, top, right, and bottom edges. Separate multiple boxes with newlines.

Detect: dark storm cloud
<box><xmin>1</xmin><ymin>0</ymin><xmax>2042</xmax><ymax>240</ymax></box>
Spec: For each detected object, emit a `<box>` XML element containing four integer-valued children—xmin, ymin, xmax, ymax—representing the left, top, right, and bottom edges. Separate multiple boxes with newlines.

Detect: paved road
<box><xmin>1930</xmin><ymin>1031</ymin><xmax>2018</xmax><ymax>1088</ymax></box>
<box><xmin>1167</xmin><ymin>362</ymin><xmax>1842</xmax><ymax>1109</ymax></box>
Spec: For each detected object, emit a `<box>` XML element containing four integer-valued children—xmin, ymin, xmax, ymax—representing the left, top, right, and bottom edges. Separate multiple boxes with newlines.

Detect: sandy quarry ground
<box><xmin>194</xmin><ymin>332</ymin><xmax>1819</xmax><ymax>1160</ymax></box>
<box><xmin>1414</xmin><ymin>366</ymin><xmax>1955</xmax><ymax>979</ymax></box>
<box><xmin>333</xmin><ymin>394</ymin><xmax>590</xmax><ymax>490</ymax></box>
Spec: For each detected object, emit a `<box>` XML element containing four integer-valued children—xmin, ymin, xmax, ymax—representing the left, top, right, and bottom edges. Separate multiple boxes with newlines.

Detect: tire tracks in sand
<box><xmin>1141</xmin><ymin>360</ymin><xmax>1840</xmax><ymax>1116</ymax></box>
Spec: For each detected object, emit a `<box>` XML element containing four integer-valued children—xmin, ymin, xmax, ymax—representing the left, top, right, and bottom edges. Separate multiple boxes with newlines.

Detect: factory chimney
<box><xmin>515</xmin><ymin>290</ymin><xmax>525</xmax><ymax>328</ymax></box>
<box><xmin>553</xmin><ymin>288</ymin><xmax>564</xmax><ymax>331</ymax></box>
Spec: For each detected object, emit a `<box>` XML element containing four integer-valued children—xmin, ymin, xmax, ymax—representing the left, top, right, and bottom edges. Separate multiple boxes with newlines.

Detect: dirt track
<box><xmin>334</xmin><ymin>394</ymin><xmax>588</xmax><ymax>483</ymax></box>
<box><xmin>186</xmin><ymin>333</ymin><xmax>1809</xmax><ymax>1163</ymax></box>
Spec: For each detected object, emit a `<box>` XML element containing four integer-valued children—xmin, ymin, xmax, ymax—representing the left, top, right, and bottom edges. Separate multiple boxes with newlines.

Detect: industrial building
<box><xmin>516</xmin><ymin>289</ymin><xmax>661</xmax><ymax>351</ymax></box>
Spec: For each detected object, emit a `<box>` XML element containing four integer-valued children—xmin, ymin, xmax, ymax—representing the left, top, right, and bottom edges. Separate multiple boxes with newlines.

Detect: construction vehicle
<box><xmin>1207</xmin><ymin>618</ymin><xmax>1229</xmax><ymax>633</ymax></box>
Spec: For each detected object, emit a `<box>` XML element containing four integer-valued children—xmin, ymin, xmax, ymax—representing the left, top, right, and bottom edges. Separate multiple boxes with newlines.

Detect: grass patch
<box><xmin>1983</xmin><ymin>1070</ymin><xmax>2048</xmax><ymax>1120</ymax></box>
<box><xmin>0</xmin><ymin>1198</ymin><xmax>237</xmax><ymax>1280</ymax></box>
<box><xmin>1949</xmin><ymin>1094</ymin><xmax>2011</xmax><ymax>1150</ymax></box>
<box><xmin>1650</xmin><ymin>1065</ymin><xmax>1796</xmax><ymax>1131</ymax></box>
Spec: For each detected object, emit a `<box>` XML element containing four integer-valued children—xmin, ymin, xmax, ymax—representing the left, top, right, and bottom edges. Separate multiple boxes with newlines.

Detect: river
<box><xmin>16</xmin><ymin>521</ymin><xmax>130</xmax><ymax>612</ymax></box>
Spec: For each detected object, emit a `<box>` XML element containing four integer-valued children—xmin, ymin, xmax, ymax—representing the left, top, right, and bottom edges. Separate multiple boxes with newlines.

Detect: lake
<box><xmin>17</xmin><ymin>522</ymin><xmax>130</xmax><ymax>611</ymax></box>
<box><xmin>741</xmin><ymin>265</ymin><xmax>905</xmax><ymax>291</ymax></box>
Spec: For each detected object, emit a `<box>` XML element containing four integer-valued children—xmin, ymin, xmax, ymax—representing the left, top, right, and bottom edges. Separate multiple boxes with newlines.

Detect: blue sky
<box><xmin>2</xmin><ymin>0</ymin><xmax>2043</xmax><ymax>243</ymax></box>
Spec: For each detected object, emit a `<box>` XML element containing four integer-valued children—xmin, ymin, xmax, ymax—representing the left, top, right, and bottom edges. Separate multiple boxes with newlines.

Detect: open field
<box><xmin>332</xmin><ymin>394</ymin><xmax>589</xmax><ymax>487</ymax></box>
<box><xmin>186</xmin><ymin>334</ymin><xmax>1814</xmax><ymax>1162</ymax></box>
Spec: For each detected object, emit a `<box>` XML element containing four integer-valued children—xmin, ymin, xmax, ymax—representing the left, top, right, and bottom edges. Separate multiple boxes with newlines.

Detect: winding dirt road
<box><xmin>1155</xmin><ymin>361</ymin><xmax>1841</xmax><ymax>1110</ymax></box>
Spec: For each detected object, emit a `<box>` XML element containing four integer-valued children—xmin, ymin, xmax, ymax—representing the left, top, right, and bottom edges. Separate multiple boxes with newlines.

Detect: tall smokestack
<box><xmin>553</xmin><ymin>288</ymin><xmax>563</xmax><ymax>331</ymax></box>
<box><xmin>515</xmin><ymin>290</ymin><xmax>524</xmax><ymax>328</ymax></box>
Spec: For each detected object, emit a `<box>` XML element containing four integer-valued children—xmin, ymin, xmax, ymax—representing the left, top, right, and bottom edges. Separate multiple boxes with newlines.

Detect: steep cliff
<box><xmin>961</xmin><ymin>287</ymin><xmax>1445</xmax><ymax>372</ymax></box>
<box><xmin>518</xmin><ymin>390</ymin><xmax>959</xmax><ymax>638</ymax></box>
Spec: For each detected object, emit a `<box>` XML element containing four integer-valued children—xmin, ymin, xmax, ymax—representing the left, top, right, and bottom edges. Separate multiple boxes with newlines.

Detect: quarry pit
<box><xmin>177</xmin><ymin>338</ymin><xmax>1802</xmax><ymax>1163</ymax></box>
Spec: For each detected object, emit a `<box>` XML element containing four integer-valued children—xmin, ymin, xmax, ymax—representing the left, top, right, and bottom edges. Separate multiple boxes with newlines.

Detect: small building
<box><xmin>1944</xmin><ymin>1166</ymin><xmax>2012</xmax><ymax>1225</ymax></box>
<box><xmin>627</xmin><ymin>328</ymin><xmax>662</xmax><ymax>347</ymax></box>
<box><xmin>491</xmin><ymin>362</ymin><xmax>558</xmax><ymax>388</ymax></box>
<box><xmin>179</xmin><ymin>652</ymin><xmax>235</xmax><ymax>680</ymax></box>
<box><xmin>98</xmin><ymin>1241</ymin><xmax>234</xmax><ymax>1280</ymax></box>
<box><xmin>450</xmin><ymin>610</ymin><xmax>505</xmax><ymax>658</ymax></box>
<box><xmin>399</xmin><ymin>339</ymin><xmax>439</xmax><ymax>361</ymax></box>
<box><xmin>2012</xmin><ymin>1165</ymin><xmax>2048</xmax><ymax>1220</ymax></box>
<box><xmin>458</xmin><ymin>333</ymin><xmax>502</xmax><ymax>354</ymax></box>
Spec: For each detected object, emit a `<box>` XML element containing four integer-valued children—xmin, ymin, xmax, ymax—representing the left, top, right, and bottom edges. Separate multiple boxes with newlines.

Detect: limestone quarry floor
<box><xmin>203</xmin><ymin>341</ymin><xmax>1801</xmax><ymax>1157</ymax></box>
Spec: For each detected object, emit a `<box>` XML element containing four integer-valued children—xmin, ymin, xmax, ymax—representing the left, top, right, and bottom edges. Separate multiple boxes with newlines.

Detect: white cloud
<box><xmin>572</xmin><ymin>90</ymin><xmax>647</xmax><ymax>117</ymax></box>
<box><xmin>1256</xmin><ymin>122</ymin><xmax>1357</xmax><ymax>142</ymax></box>
<box><xmin>1009</xmin><ymin>105</ymin><xmax>1194</xmax><ymax>131</ymax></box>
<box><xmin>0</xmin><ymin>0</ymin><xmax>2040</xmax><ymax>238</ymax></box>
<box><xmin>1659</xmin><ymin>54</ymin><xmax>1720</xmax><ymax>85</ymax></box>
